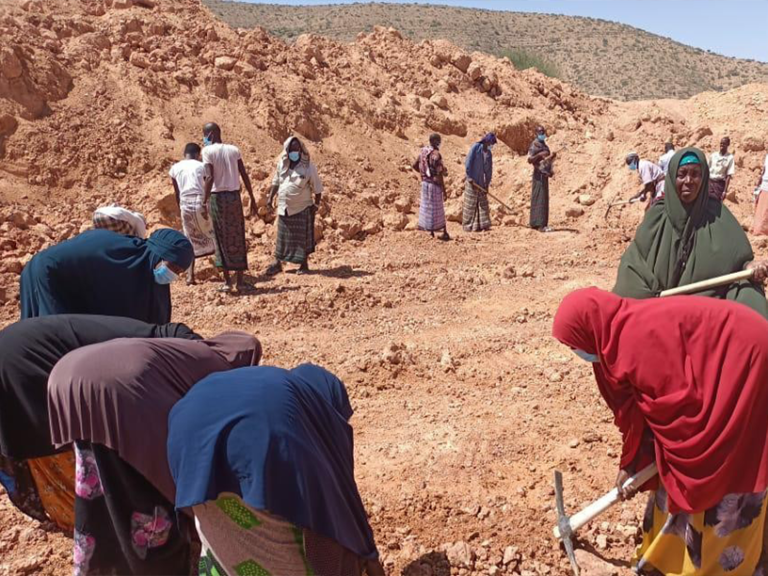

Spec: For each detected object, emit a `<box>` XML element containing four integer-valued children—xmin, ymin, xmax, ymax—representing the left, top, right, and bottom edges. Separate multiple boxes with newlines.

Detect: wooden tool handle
<box><xmin>553</xmin><ymin>463</ymin><xmax>658</xmax><ymax>539</ymax></box>
<box><xmin>659</xmin><ymin>269</ymin><xmax>754</xmax><ymax>298</ymax></box>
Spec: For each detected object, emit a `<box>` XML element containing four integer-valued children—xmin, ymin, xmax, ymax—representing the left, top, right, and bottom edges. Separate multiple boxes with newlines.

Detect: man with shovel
<box><xmin>463</xmin><ymin>132</ymin><xmax>495</xmax><ymax>232</ymax></box>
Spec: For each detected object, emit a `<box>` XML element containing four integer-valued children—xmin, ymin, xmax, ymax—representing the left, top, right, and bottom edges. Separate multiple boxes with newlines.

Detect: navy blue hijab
<box><xmin>167</xmin><ymin>364</ymin><xmax>379</xmax><ymax>560</ymax></box>
<box><xmin>20</xmin><ymin>229</ymin><xmax>193</xmax><ymax>323</ymax></box>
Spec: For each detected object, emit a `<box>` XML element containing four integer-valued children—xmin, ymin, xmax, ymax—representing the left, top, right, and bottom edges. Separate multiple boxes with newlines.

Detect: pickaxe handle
<box><xmin>553</xmin><ymin>463</ymin><xmax>658</xmax><ymax>539</ymax></box>
<box><xmin>659</xmin><ymin>269</ymin><xmax>754</xmax><ymax>298</ymax></box>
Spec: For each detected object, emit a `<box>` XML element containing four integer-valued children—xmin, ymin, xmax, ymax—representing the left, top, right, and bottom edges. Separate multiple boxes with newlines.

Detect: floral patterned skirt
<box><xmin>635</xmin><ymin>487</ymin><xmax>768</xmax><ymax>575</ymax></box>
<box><xmin>73</xmin><ymin>441</ymin><xmax>191</xmax><ymax>576</ymax></box>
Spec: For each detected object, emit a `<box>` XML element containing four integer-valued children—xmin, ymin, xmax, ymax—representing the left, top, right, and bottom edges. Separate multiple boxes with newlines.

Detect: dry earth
<box><xmin>1</xmin><ymin>1</ymin><xmax>768</xmax><ymax>575</ymax></box>
<box><xmin>204</xmin><ymin>0</ymin><xmax>768</xmax><ymax>101</ymax></box>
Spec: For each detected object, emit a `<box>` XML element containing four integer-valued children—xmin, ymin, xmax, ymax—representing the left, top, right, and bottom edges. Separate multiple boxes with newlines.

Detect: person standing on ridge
<box><xmin>201</xmin><ymin>122</ymin><xmax>257</xmax><ymax>293</ymax></box>
<box><xmin>709</xmin><ymin>136</ymin><xmax>735</xmax><ymax>202</ymax></box>
<box><xmin>528</xmin><ymin>126</ymin><xmax>555</xmax><ymax>232</ymax></box>
<box><xmin>413</xmin><ymin>133</ymin><xmax>450</xmax><ymax>241</ymax></box>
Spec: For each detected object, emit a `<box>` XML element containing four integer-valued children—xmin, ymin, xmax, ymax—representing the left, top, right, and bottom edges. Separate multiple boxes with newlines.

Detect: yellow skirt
<box><xmin>634</xmin><ymin>487</ymin><xmax>768</xmax><ymax>575</ymax></box>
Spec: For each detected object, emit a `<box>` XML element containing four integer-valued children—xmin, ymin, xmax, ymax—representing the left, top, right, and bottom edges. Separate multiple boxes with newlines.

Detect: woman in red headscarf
<box><xmin>552</xmin><ymin>287</ymin><xmax>768</xmax><ymax>575</ymax></box>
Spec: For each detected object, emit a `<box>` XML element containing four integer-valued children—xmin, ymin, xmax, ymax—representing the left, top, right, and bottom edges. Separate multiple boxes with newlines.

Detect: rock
<box><xmin>214</xmin><ymin>56</ymin><xmax>237</xmax><ymax>71</ymax></box>
<box><xmin>568</xmin><ymin>439</ymin><xmax>580</xmax><ymax>448</ymax></box>
<box><xmin>314</xmin><ymin>220</ymin><xmax>324</xmax><ymax>242</ymax></box>
<box><xmin>425</xmin><ymin>111</ymin><xmax>467</xmax><ymax>137</ymax></box>
<box><xmin>0</xmin><ymin>284</ymin><xmax>6</xmax><ymax>304</ymax></box>
<box><xmin>440</xmin><ymin>350</ymin><xmax>456</xmax><ymax>372</ymax></box>
<box><xmin>430</xmin><ymin>93</ymin><xmax>448</xmax><ymax>110</ymax></box>
<box><xmin>451</xmin><ymin>53</ymin><xmax>472</xmax><ymax>73</ymax></box>
<box><xmin>467</xmin><ymin>62</ymin><xmax>483</xmax><ymax>81</ymax></box>
<box><xmin>404</xmin><ymin>216</ymin><xmax>418</xmax><ymax>231</ymax></box>
<box><xmin>573</xmin><ymin>549</ymin><xmax>619</xmax><ymax>576</ymax></box>
<box><xmin>578</xmin><ymin>194</ymin><xmax>595</xmax><ymax>206</ymax></box>
<box><xmin>0</xmin><ymin>48</ymin><xmax>23</xmax><ymax>80</ymax></box>
<box><xmin>387</xmin><ymin>27</ymin><xmax>402</xmax><ymax>40</ymax></box>
<box><xmin>693</xmin><ymin>125</ymin><xmax>713</xmax><ymax>141</ymax></box>
<box><xmin>502</xmin><ymin>265</ymin><xmax>516</xmax><ymax>279</ymax></box>
<box><xmin>129</xmin><ymin>52</ymin><xmax>151</xmax><ymax>69</ymax></box>
<box><xmin>382</xmin><ymin>342</ymin><xmax>402</xmax><ymax>365</ymax></box>
<box><xmin>338</xmin><ymin>219</ymin><xmax>362</xmax><ymax>240</ymax></box>
<box><xmin>565</xmin><ymin>207</ymin><xmax>585</xmax><ymax>218</ymax></box>
<box><xmin>596</xmin><ymin>534</ymin><xmax>608</xmax><ymax>550</ymax></box>
<box><xmin>520</xmin><ymin>267</ymin><xmax>534</xmax><ymax>278</ymax></box>
<box><xmin>446</xmin><ymin>199</ymin><xmax>462</xmax><ymax>223</ymax></box>
<box><xmin>362</xmin><ymin>219</ymin><xmax>382</xmax><ymax>235</ymax></box>
<box><xmin>112</xmin><ymin>0</ymin><xmax>133</xmax><ymax>8</ymax></box>
<box><xmin>742</xmin><ymin>136</ymin><xmax>765</xmax><ymax>152</ymax></box>
<box><xmin>394</xmin><ymin>196</ymin><xmax>412</xmax><ymax>213</ymax></box>
<box><xmin>252</xmin><ymin>219</ymin><xmax>266</xmax><ymax>237</ymax></box>
<box><xmin>549</xmin><ymin>371</ymin><xmax>563</xmax><ymax>383</ymax></box>
<box><xmin>445</xmin><ymin>541</ymin><xmax>474</xmax><ymax>567</ymax></box>
<box><xmin>384</xmin><ymin>212</ymin><xmax>408</xmax><ymax>231</ymax></box>
<box><xmin>8</xmin><ymin>211</ymin><xmax>34</xmax><ymax>230</ymax></box>
<box><xmin>133</xmin><ymin>0</ymin><xmax>156</xmax><ymax>6</ymax></box>
<box><xmin>502</xmin><ymin>546</ymin><xmax>519</xmax><ymax>566</ymax></box>
<box><xmin>605</xmin><ymin>130</ymin><xmax>615</xmax><ymax>142</ymax></box>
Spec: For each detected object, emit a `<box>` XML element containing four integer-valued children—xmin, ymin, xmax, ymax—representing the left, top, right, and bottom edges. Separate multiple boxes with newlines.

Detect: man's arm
<box><xmin>171</xmin><ymin>178</ymin><xmax>181</xmax><ymax>208</ymax></box>
<box><xmin>411</xmin><ymin>156</ymin><xmax>420</xmax><ymax>173</ymax></box>
<box><xmin>631</xmin><ymin>182</ymin><xmax>656</xmax><ymax>201</ymax></box>
<box><xmin>238</xmin><ymin>159</ymin><xmax>257</xmax><ymax>216</ymax></box>
<box><xmin>202</xmin><ymin>163</ymin><xmax>214</xmax><ymax>217</ymax></box>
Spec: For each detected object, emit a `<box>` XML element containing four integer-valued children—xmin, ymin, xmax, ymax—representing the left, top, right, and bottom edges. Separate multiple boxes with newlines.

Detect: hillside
<box><xmin>203</xmin><ymin>0</ymin><xmax>768</xmax><ymax>101</ymax></box>
<box><xmin>1</xmin><ymin>0</ymin><xmax>768</xmax><ymax>575</ymax></box>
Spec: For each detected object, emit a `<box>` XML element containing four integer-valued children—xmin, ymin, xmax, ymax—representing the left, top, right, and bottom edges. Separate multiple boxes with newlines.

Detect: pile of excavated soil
<box><xmin>1</xmin><ymin>1</ymin><xmax>768</xmax><ymax>575</ymax></box>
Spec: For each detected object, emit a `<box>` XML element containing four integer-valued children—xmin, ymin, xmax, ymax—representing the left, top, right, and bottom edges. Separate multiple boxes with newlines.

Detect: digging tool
<box><xmin>603</xmin><ymin>197</ymin><xmax>641</xmax><ymax>219</ymax></box>
<box><xmin>554</xmin><ymin>464</ymin><xmax>659</xmax><ymax>575</ymax></box>
<box><xmin>467</xmin><ymin>180</ymin><xmax>514</xmax><ymax>212</ymax></box>
<box><xmin>553</xmin><ymin>267</ymin><xmax>758</xmax><ymax>574</ymax></box>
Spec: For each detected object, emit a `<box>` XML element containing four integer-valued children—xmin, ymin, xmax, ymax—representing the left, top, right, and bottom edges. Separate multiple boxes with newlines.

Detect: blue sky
<box><xmin>235</xmin><ymin>0</ymin><xmax>768</xmax><ymax>62</ymax></box>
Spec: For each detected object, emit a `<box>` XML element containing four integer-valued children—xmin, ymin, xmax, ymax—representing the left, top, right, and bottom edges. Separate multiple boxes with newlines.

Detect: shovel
<box><xmin>553</xmin><ymin>267</ymin><xmax>757</xmax><ymax>574</ymax></box>
<box><xmin>603</xmin><ymin>197</ymin><xmax>641</xmax><ymax>219</ymax></box>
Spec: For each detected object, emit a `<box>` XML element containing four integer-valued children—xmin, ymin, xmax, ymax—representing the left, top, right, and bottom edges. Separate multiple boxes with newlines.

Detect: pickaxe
<box><xmin>603</xmin><ymin>197</ymin><xmax>641</xmax><ymax>219</ymax></box>
<box><xmin>553</xmin><ymin>267</ymin><xmax>758</xmax><ymax>574</ymax></box>
<box><xmin>467</xmin><ymin>180</ymin><xmax>514</xmax><ymax>212</ymax></box>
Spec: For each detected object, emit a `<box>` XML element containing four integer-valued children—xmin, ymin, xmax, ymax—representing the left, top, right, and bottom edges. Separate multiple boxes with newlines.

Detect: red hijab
<box><xmin>552</xmin><ymin>287</ymin><xmax>768</xmax><ymax>513</ymax></box>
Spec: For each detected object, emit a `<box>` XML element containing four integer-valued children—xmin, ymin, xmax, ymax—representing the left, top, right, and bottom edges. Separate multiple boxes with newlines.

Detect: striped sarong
<box><xmin>275</xmin><ymin>206</ymin><xmax>315</xmax><ymax>264</ymax></box>
<box><xmin>529</xmin><ymin>172</ymin><xmax>549</xmax><ymax>229</ymax></box>
<box><xmin>209</xmin><ymin>191</ymin><xmax>248</xmax><ymax>271</ymax></box>
<box><xmin>462</xmin><ymin>180</ymin><xmax>491</xmax><ymax>232</ymax></box>
<box><xmin>418</xmin><ymin>181</ymin><xmax>446</xmax><ymax>231</ymax></box>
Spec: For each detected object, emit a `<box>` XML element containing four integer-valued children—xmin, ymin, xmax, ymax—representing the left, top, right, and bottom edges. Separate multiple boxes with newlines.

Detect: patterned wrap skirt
<box><xmin>634</xmin><ymin>486</ymin><xmax>768</xmax><ymax>575</ymax></box>
<box><xmin>529</xmin><ymin>172</ymin><xmax>550</xmax><ymax>229</ymax></box>
<box><xmin>210</xmin><ymin>191</ymin><xmax>248</xmax><ymax>271</ymax></box>
<box><xmin>181</xmin><ymin>198</ymin><xmax>215</xmax><ymax>258</ymax></box>
<box><xmin>418</xmin><ymin>181</ymin><xmax>446</xmax><ymax>231</ymax></box>
<box><xmin>195</xmin><ymin>493</ymin><xmax>364</xmax><ymax>576</ymax></box>
<box><xmin>462</xmin><ymin>180</ymin><xmax>491</xmax><ymax>232</ymax></box>
<box><xmin>275</xmin><ymin>206</ymin><xmax>316</xmax><ymax>264</ymax></box>
<box><xmin>753</xmin><ymin>189</ymin><xmax>768</xmax><ymax>236</ymax></box>
<box><xmin>709</xmin><ymin>178</ymin><xmax>727</xmax><ymax>202</ymax></box>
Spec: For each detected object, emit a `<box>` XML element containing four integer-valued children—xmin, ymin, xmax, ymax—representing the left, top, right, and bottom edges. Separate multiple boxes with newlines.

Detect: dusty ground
<box><xmin>1</xmin><ymin>1</ymin><xmax>768</xmax><ymax>575</ymax></box>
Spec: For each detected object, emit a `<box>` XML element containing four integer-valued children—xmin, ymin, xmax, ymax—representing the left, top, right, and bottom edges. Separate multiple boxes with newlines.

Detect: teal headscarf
<box><xmin>614</xmin><ymin>147</ymin><xmax>767</xmax><ymax>317</ymax></box>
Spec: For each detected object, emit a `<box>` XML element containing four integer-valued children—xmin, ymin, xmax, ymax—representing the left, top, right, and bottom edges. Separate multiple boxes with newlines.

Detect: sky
<box><xmin>236</xmin><ymin>0</ymin><xmax>768</xmax><ymax>62</ymax></box>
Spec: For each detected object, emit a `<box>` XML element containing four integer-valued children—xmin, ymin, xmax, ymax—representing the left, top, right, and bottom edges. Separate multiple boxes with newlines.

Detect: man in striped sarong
<box><xmin>412</xmin><ymin>133</ymin><xmax>450</xmax><ymax>241</ymax></box>
<box><xmin>463</xmin><ymin>133</ymin><xmax>495</xmax><ymax>232</ymax></box>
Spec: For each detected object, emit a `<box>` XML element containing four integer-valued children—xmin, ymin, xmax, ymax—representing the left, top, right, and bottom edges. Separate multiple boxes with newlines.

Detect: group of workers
<box><xmin>6</xmin><ymin>121</ymin><xmax>768</xmax><ymax>576</ymax></box>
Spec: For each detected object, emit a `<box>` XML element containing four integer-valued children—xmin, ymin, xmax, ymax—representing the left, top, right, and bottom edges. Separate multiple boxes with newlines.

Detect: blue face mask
<box><xmin>629</xmin><ymin>161</ymin><xmax>638</xmax><ymax>171</ymax></box>
<box><xmin>537</xmin><ymin>134</ymin><xmax>546</xmax><ymax>142</ymax></box>
<box><xmin>573</xmin><ymin>349</ymin><xmax>600</xmax><ymax>363</ymax></box>
<box><xmin>153</xmin><ymin>263</ymin><xmax>178</xmax><ymax>285</ymax></box>
<box><xmin>203</xmin><ymin>136</ymin><xmax>212</xmax><ymax>147</ymax></box>
<box><xmin>288</xmin><ymin>151</ymin><xmax>301</xmax><ymax>162</ymax></box>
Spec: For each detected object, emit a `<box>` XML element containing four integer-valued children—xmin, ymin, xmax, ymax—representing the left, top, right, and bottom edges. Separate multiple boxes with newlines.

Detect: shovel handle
<box><xmin>553</xmin><ymin>463</ymin><xmax>658</xmax><ymax>539</ymax></box>
<box><xmin>659</xmin><ymin>269</ymin><xmax>754</xmax><ymax>298</ymax></box>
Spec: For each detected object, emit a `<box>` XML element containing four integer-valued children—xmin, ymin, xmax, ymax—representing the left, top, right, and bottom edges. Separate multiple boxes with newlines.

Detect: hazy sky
<box><xmin>236</xmin><ymin>0</ymin><xmax>768</xmax><ymax>62</ymax></box>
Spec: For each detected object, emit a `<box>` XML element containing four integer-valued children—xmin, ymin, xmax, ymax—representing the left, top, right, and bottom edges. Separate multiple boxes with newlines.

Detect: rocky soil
<box><xmin>1</xmin><ymin>1</ymin><xmax>768</xmax><ymax>575</ymax></box>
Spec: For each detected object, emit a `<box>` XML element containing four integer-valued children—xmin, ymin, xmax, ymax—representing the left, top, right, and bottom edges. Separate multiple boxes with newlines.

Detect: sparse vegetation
<box><xmin>201</xmin><ymin>0</ymin><xmax>768</xmax><ymax>101</ymax></box>
<box><xmin>499</xmin><ymin>49</ymin><xmax>560</xmax><ymax>79</ymax></box>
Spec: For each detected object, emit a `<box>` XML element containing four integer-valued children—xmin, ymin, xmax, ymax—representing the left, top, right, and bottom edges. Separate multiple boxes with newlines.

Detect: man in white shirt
<box><xmin>658</xmin><ymin>142</ymin><xmax>675</xmax><ymax>175</ymax></box>
<box><xmin>170</xmin><ymin>143</ymin><xmax>215</xmax><ymax>285</ymax></box>
<box><xmin>709</xmin><ymin>137</ymin><xmax>735</xmax><ymax>202</ymax></box>
<box><xmin>627</xmin><ymin>152</ymin><xmax>665</xmax><ymax>205</ymax></box>
<box><xmin>201</xmin><ymin>122</ymin><xmax>257</xmax><ymax>292</ymax></box>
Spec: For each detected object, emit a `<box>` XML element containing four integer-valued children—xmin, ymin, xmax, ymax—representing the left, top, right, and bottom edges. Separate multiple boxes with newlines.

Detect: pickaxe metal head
<box><xmin>554</xmin><ymin>470</ymin><xmax>580</xmax><ymax>576</ymax></box>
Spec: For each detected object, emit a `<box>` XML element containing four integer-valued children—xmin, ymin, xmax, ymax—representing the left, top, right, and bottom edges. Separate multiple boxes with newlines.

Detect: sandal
<box><xmin>265</xmin><ymin>262</ymin><xmax>282</xmax><ymax>276</ymax></box>
<box><xmin>217</xmin><ymin>284</ymin><xmax>233</xmax><ymax>293</ymax></box>
<box><xmin>438</xmin><ymin>232</ymin><xmax>451</xmax><ymax>241</ymax></box>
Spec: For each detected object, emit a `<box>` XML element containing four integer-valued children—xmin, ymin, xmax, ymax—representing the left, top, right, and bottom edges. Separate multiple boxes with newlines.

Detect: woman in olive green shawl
<box><xmin>614</xmin><ymin>147</ymin><xmax>768</xmax><ymax>317</ymax></box>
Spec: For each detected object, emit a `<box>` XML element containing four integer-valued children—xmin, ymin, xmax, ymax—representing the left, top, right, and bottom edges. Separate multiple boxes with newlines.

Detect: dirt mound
<box><xmin>1</xmin><ymin>1</ymin><xmax>768</xmax><ymax>575</ymax></box>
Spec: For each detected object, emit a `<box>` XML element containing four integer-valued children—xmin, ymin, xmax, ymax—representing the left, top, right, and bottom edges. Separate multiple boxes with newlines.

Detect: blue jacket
<box><xmin>465</xmin><ymin>142</ymin><xmax>493</xmax><ymax>189</ymax></box>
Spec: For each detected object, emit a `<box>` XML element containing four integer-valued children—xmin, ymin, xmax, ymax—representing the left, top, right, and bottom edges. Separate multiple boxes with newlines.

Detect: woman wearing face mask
<box><xmin>20</xmin><ymin>227</ymin><xmax>193</xmax><ymax>323</ymax></box>
<box><xmin>266</xmin><ymin>136</ymin><xmax>323</xmax><ymax>275</ymax></box>
<box><xmin>614</xmin><ymin>148</ymin><xmax>768</xmax><ymax>318</ymax></box>
<box><xmin>463</xmin><ymin>132</ymin><xmax>496</xmax><ymax>232</ymax></box>
<box><xmin>528</xmin><ymin>126</ymin><xmax>555</xmax><ymax>232</ymax></box>
<box><xmin>553</xmin><ymin>287</ymin><xmax>768</xmax><ymax>575</ymax></box>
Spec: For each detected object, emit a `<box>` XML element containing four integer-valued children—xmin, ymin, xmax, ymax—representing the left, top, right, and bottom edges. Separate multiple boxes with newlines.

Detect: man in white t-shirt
<box><xmin>169</xmin><ymin>142</ymin><xmax>215</xmax><ymax>285</ymax></box>
<box><xmin>658</xmin><ymin>142</ymin><xmax>675</xmax><ymax>175</ymax></box>
<box><xmin>709</xmin><ymin>137</ymin><xmax>735</xmax><ymax>202</ymax></box>
<box><xmin>627</xmin><ymin>152</ymin><xmax>665</xmax><ymax>206</ymax></box>
<box><xmin>201</xmin><ymin>122</ymin><xmax>256</xmax><ymax>292</ymax></box>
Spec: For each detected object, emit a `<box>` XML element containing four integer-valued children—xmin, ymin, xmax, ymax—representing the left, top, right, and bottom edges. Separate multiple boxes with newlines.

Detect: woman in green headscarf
<box><xmin>614</xmin><ymin>147</ymin><xmax>768</xmax><ymax>317</ymax></box>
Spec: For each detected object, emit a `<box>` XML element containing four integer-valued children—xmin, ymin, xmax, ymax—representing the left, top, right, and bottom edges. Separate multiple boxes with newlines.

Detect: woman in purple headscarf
<box><xmin>463</xmin><ymin>133</ymin><xmax>496</xmax><ymax>232</ymax></box>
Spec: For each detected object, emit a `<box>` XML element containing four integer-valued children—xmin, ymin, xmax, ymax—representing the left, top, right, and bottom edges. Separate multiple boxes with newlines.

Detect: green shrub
<box><xmin>499</xmin><ymin>49</ymin><xmax>560</xmax><ymax>78</ymax></box>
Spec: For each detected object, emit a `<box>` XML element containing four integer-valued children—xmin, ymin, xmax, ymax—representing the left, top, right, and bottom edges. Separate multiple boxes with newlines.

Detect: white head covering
<box><xmin>93</xmin><ymin>205</ymin><xmax>147</xmax><ymax>239</ymax></box>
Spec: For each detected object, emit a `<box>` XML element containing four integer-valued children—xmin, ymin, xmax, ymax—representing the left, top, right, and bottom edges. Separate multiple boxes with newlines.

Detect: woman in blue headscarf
<box><xmin>20</xmin><ymin>228</ymin><xmax>194</xmax><ymax>323</ymax></box>
<box><xmin>463</xmin><ymin>132</ymin><xmax>496</xmax><ymax>232</ymax></box>
<box><xmin>167</xmin><ymin>364</ymin><xmax>385</xmax><ymax>576</ymax></box>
